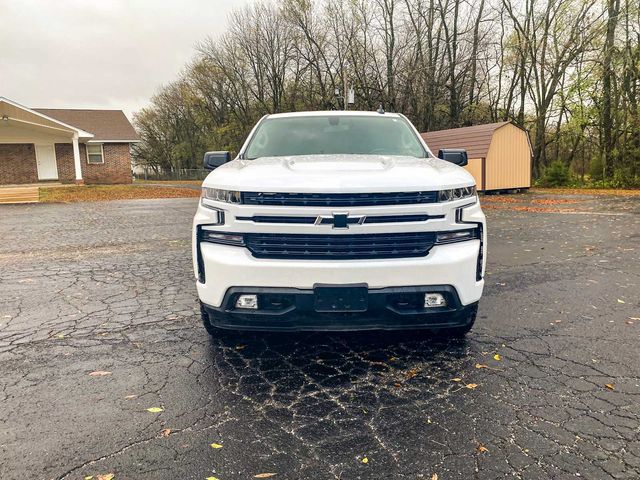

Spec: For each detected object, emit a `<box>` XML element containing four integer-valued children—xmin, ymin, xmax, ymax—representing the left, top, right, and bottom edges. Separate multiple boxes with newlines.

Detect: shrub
<box><xmin>589</xmin><ymin>156</ymin><xmax>605</xmax><ymax>182</ymax></box>
<box><xmin>539</xmin><ymin>160</ymin><xmax>572</xmax><ymax>187</ymax></box>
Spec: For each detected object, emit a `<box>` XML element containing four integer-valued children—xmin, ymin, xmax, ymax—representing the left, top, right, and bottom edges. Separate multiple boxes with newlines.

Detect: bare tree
<box><xmin>133</xmin><ymin>0</ymin><xmax>639</xmax><ymax>186</ymax></box>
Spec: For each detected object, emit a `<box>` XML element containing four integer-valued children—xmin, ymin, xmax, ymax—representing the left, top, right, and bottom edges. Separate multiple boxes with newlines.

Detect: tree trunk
<box><xmin>602</xmin><ymin>0</ymin><xmax>621</xmax><ymax>178</ymax></box>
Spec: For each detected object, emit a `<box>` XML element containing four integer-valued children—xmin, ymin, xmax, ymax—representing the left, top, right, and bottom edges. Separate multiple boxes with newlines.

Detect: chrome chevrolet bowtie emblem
<box><xmin>315</xmin><ymin>212</ymin><xmax>366</xmax><ymax>229</ymax></box>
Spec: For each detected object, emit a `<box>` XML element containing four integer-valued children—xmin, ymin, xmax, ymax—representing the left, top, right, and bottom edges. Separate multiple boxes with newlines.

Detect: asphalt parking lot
<box><xmin>1</xmin><ymin>192</ymin><xmax>639</xmax><ymax>480</ymax></box>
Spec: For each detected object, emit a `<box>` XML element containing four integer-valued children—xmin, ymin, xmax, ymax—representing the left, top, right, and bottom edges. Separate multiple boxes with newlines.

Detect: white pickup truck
<box><xmin>193</xmin><ymin>111</ymin><xmax>486</xmax><ymax>336</ymax></box>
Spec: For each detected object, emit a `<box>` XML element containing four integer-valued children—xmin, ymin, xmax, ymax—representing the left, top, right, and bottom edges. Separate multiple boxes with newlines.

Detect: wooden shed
<box><xmin>421</xmin><ymin>122</ymin><xmax>532</xmax><ymax>191</ymax></box>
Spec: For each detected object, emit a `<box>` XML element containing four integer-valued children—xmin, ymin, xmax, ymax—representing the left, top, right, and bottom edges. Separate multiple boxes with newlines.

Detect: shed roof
<box><xmin>34</xmin><ymin>108</ymin><xmax>139</xmax><ymax>142</ymax></box>
<box><xmin>421</xmin><ymin>121</ymin><xmax>510</xmax><ymax>158</ymax></box>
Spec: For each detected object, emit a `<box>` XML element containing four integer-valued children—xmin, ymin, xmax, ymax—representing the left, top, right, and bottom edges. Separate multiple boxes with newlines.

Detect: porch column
<box><xmin>72</xmin><ymin>134</ymin><xmax>83</xmax><ymax>184</ymax></box>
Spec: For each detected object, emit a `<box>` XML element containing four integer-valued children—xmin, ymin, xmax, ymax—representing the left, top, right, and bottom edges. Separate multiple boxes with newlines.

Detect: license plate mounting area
<box><xmin>313</xmin><ymin>283</ymin><xmax>369</xmax><ymax>313</ymax></box>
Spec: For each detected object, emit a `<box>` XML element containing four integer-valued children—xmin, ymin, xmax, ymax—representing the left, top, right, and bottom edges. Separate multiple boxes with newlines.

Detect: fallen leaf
<box><xmin>96</xmin><ymin>475</ymin><xmax>114</xmax><ymax>480</ymax></box>
<box><xmin>85</xmin><ymin>477</ymin><xmax>93</xmax><ymax>480</ymax></box>
<box><xmin>477</xmin><ymin>443</ymin><xmax>489</xmax><ymax>453</ymax></box>
<box><xmin>629</xmin><ymin>317</ymin><xmax>640</xmax><ymax>320</ymax></box>
<box><xmin>605</xmin><ymin>383</ymin><xmax>615</xmax><ymax>390</ymax></box>
<box><xmin>146</xmin><ymin>407</ymin><xmax>164</xmax><ymax>413</ymax></box>
<box><xmin>254</xmin><ymin>474</ymin><xmax>277</xmax><ymax>478</ymax></box>
<box><xmin>89</xmin><ymin>371</ymin><xmax>112</xmax><ymax>377</ymax></box>
<box><xmin>452</xmin><ymin>377</ymin><xmax>462</xmax><ymax>382</ymax></box>
<box><xmin>361</xmin><ymin>457</ymin><xmax>369</xmax><ymax>464</ymax></box>
<box><xmin>617</xmin><ymin>299</ymin><xmax>625</xmax><ymax>304</ymax></box>
<box><xmin>493</xmin><ymin>354</ymin><xmax>501</xmax><ymax>361</ymax></box>
<box><xmin>404</xmin><ymin>368</ymin><xmax>420</xmax><ymax>380</ymax></box>
<box><xmin>465</xmin><ymin>383</ymin><xmax>479</xmax><ymax>390</ymax></box>
<box><xmin>210</xmin><ymin>443</ymin><xmax>223</xmax><ymax>449</ymax></box>
<box><xmin>394</xmin><ymin>382</ymin><xmax>402</xmax><ymax>388</ymax></box>
<box><xmin>431</xmin><ymin>475</ymin><xmax>438</xmax><ymax>480</ymax></box>
<box><xmin>160</xmin><ymin>428</ymin><xmax>172</xmax><ymax>437</ymax></box>
<box><xmin>475</xmin><ymin>364</ymin><xmax>488</xmax><ymax>369</ymax></box>
<box><xmin>124</xmin><ymin>394</ymin><xmax>137</xmax><ymax>399</ymax></box>
<box><xmin>235</xmin><ymin>345</ymin><xmax>246</xmax><ymax>350</ymax></box>
<box><xmin>206</xmin><ymin>477</ymin><xmax>220</xmax><ymax>480</ymax></box>
<box><xmin>56</xmin><ymin>334</ymin><xmax>65</xmax><ymax>339</ymax></box>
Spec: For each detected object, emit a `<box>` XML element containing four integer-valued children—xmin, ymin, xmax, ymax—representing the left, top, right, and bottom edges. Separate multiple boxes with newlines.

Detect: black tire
<box><xmin>441</xmin><ymin>304</ymin><xmax>478</xmax><ymax>338</ymax></box>
<box><xmin>200</xmin><ymin>302</ymin><xmax>218</xmax><ymax>336</ymax></box>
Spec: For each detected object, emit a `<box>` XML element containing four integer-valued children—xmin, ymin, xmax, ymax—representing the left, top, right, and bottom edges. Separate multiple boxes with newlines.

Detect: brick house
<box><xmin>0</xmin><ymin>97</ymin><xmax>139</xmax><ymax>185</ymax></box>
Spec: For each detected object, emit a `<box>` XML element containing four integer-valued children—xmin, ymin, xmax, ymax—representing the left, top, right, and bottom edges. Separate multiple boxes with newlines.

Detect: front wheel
<box><xmin>200</xmin><ymin>302</ymin><xmax>218</xmax><ymax>336</ymax></box>
<box><xmin>441</xmin><ymin>304</ymin><xmax>478</xmax><ymax>338</ymax></box>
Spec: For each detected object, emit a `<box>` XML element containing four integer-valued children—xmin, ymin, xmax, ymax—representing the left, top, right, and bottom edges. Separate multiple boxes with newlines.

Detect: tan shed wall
<box><xmin>485</xmin><ymin>123</ymin><xmax>531</xmax><ymax>190</ymax></box>
<box><xmin>464</xmin><ymin>158</ymin><xmax>484</xmax><ymax>190</ymax></box>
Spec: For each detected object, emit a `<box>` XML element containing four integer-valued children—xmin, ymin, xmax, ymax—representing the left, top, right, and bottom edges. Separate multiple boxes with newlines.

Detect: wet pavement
<box><xmin>0</xmin><ymin>191</ymin><xmax>639</xmax><ymax>480</ymax></box>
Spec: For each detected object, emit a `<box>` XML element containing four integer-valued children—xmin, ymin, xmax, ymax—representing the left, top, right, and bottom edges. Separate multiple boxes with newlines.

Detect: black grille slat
<box><xmin>251</xmin><ymin>234</ymin><xmax>429</xmax><ymax>244</ymax></box>
<box><xmin>241</xmin><ymin>191</ymin><xmax>437</xmax><ymax>206</ymax></box>
<box><xmin>244</xmin><ymin>232</ymin><xmax>436</xmax><ymax>260</ymax></box>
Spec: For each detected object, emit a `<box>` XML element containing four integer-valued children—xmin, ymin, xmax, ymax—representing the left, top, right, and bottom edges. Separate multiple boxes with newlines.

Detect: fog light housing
<box><xmin>424</xmin><ymin>293</ymin><xmax>446</xmax><ymax>308</ymax></box>
<box><xmin>235</xmin><ymin>294</ymin><xmax>258</xmax><ymax>309</ymax></box>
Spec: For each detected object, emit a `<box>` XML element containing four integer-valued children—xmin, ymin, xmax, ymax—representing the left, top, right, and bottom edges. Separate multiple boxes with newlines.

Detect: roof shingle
<box><xmin>421</xmin><ymin>122</ymin><xmax>510</xmax><ymax>158</ymax></box>
<box><xmin>34</xmin><ymin>109</ymin><xmax>139</xmax><ymax>142</ymax></box>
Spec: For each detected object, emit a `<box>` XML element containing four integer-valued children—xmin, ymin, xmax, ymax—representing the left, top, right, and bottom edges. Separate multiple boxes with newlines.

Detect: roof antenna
<box><xmin>377</xmin><ymin>104</ymin><xmax>385</xmax><ymax>114</ymax></box>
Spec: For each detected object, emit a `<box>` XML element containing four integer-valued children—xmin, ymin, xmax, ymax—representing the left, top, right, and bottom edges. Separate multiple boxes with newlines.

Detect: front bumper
<box><xmin>202</xmin><ymin>285</ymin><xmax>478</xmax><ymax>331</ymax></box>
<box><xmin>196</xmin><ymin>239</ymin><xmax>484</xmax><ymax>307</ymax></box>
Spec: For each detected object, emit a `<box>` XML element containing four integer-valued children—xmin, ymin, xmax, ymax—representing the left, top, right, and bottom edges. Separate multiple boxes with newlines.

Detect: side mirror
<box><xmin>438</xmin><ymin>148</ymin><xmax>468</xmax><ymax>167</ymax></box>
<box><xmin>203</xmin><ymin>151</ymin><xmax>231</xmax><ymax>170</ymax></box>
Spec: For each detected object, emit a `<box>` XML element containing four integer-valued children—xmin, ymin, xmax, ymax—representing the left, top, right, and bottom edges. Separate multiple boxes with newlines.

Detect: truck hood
<box><xmin>203</xmin><ymin>154</ymin><xmax>475</xmax><ymax>192</ymax></box>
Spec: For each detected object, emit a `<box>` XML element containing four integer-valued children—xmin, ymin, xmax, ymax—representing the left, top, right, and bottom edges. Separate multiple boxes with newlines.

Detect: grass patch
<box><xmin>134</xmin><ymin>180</ymin><xmax>203</xmax><ymax>186</ymax></box>
<box><xmin>532</xmin><ymin>187</ymin><xmax>640</xmax><ymax>197</ymax></box>
<box><xmin>39</xmin><ymin>184</ymin><xmax>201</xmax><ymax>203</ymax></box>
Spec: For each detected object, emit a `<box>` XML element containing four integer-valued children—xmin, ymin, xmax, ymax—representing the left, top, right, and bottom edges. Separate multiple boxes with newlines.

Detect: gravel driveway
<box><xmin>0</xmin><ymin>192</ymin><xmax>639</xmax><ymax>480</ymax></box>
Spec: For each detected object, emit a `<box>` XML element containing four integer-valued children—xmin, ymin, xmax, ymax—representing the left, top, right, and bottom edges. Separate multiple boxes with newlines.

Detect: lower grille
<box><xmin>244</xmin><ymin>232</ymin><xmax>437</xmax><ymax>260</ymax></box>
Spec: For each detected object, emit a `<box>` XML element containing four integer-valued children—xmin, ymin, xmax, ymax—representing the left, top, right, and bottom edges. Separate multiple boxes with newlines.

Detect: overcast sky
<box><xmin>0</xmin><ymin>0</ymin><xmax>247</xmax><ymax>120</ymax></box>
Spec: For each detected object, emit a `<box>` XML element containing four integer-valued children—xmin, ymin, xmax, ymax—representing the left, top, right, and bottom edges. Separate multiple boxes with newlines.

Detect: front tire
<box><xmin>200</xmin><ymin>302</ymin><xmax>218</xmax><ymax>336</ymax></box>
<box><xmin>442</xmin><ymin>304</ymin><xmax>478</xmax><ymax>338</ymax></box>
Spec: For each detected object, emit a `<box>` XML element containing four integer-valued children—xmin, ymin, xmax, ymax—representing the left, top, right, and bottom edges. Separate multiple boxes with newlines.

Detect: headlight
<box><xmin>438</xmin><ymin>186</ymin><xmax>476</xmax><ymax>202</ymax></box>
<box><xmin>436</xmin><ymin>228</ymin><xmax>480</xmax><ymax>244</ymax></box>
<box><xmin>199</xmin><ymin>228</ymin><xmax>244</xmax><ymax>246</ymax></box>
<box><xmin>201</xmin><ymin>187</ymin><xmax>241</xmax><ymax>205</ymax></box>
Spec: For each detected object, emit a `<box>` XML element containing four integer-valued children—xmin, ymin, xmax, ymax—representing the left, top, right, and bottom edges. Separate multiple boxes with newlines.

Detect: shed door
<box><xmin>35</xmin><ymin>144</ymin><xmax>58</xmax><ymax>180</ymax></box>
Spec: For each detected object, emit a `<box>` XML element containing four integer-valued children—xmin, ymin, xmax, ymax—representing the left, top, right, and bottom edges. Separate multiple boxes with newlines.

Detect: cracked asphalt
<box><xmin>1</xmin><ymin>191</ymin><xmax>639</xmax><ymax>480</ymax></box>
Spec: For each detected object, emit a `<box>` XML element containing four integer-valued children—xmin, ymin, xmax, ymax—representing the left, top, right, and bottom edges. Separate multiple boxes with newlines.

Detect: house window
<box><xmin>86</xmin><ymin>144</ymin><xmax>104</xmax><ymax>164</ymax></box>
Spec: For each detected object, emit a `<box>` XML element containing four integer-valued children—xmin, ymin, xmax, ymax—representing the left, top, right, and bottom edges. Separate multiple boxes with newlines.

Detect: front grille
<box><xmin>244</xmin><ymin>232</ymin><xmax>437</xmax><ymax>260</ymax></box>
<box><xmin>241</xmin><ymin>191</ymin><xmax>438</xmax><ymax>207</ymax></box>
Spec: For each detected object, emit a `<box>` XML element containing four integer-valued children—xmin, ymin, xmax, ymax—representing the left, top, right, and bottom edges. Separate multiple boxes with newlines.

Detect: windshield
<box><xmin>244</xmin><ymin>115</ymin><xmax>429</xmax><ymax>160</ymax></box>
